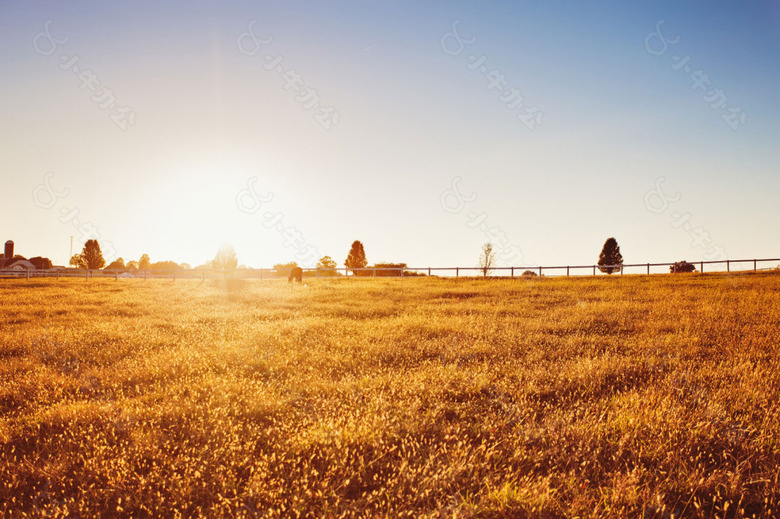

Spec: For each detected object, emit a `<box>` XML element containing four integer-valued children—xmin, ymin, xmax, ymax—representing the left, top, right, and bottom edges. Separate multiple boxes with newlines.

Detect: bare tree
<box><xmin>479</xmin><ymin>242</ymin><xmax>496</xmax><ymax>277</ymax></box>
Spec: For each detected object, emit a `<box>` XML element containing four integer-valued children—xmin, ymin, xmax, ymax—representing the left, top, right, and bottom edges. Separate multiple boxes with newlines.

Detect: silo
<box><xmin>4</xmin><ymin>241</ymin><xmax>13</xmax><ymax>260</ymax></box>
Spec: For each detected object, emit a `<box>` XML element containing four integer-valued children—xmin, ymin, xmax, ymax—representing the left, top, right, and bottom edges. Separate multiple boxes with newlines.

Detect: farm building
<box><xmin>3</xmin><ymin>258</ymin><xmax>36</xmax><ymax>270</ymax></box>
<box><xmin>1</xmin><ymin>240</ymin><xmax>53</xmax><ymax>270</ymax></box>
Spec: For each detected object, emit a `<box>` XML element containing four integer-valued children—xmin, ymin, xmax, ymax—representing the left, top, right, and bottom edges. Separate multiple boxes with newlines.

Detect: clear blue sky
<box><xmin>1</xmin><ymin>1</ymin><xmax>778</xmax><ymax>269</ymax></box>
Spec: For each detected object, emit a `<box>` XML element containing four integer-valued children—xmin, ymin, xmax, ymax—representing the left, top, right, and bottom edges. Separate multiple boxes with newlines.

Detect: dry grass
<box><xmin>1</xmin><ymin>273</ymin><xmax>779</xmax><ymax>517</ymax></box>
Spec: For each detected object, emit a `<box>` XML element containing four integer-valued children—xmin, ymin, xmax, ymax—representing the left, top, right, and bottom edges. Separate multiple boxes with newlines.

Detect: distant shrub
<box><xmin>670</xmin><ymin>261</ymin><xmax>696</xmax><ymax>273</ymax></box>
<box><xmin>105</xmin><ymin>258</ymin><xmax>126</xmax><ymax>271</ymax></box>
<box><xmin>371</xmin><ymin>263</ymin><xmax>407</xmax><ymax>277</ymax></box>
<box><xmin>522</xmin><ymin>270</ymin><xmax>538</xmax><ymax>277</ymax></box>
<box><xmin>150</xmin><ymin>261</ymin><xmax>181</xmax><ymax>272</ymax></box>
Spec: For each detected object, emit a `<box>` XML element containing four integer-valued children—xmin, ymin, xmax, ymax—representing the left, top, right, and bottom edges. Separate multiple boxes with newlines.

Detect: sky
<box><xmin>1</xmin><ymin>1</ymin><xmax>778</xmax><ymax>272</ymax></box>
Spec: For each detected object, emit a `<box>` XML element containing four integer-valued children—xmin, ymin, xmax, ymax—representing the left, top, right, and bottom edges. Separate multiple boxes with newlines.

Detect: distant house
<box><xmin>3</xmin><ymin>259</ymin><xmax>36</xmax><ymax>271</ymax></box>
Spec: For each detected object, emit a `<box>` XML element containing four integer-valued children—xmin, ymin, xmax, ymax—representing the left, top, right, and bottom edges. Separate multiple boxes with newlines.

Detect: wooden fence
<box><xmin>1</xmin><ymin>258</ymin><xmax>779</xmax><ymax>280</ymax></box>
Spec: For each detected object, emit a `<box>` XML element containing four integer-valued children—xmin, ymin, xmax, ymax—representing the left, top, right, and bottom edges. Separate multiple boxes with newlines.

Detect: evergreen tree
<box><xmin>345</xmin><ymin>241</ymin><xmax>367</xmax><ymax>276</ymax></box>
<box><xmin>598</xmin><ymin>237</ymin><xmax>623</xmax><ymax>274</ymax></box>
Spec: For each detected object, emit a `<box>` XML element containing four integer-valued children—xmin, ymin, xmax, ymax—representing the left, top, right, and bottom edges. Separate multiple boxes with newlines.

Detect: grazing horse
<box><xmin>288</xmin><ymin>266</ymin><xmax>303</xmax><ymax>283</ymax></box>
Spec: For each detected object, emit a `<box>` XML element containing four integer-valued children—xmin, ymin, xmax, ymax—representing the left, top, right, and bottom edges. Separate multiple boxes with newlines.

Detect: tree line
<box><xmin>65</xmin><ymin>237</ymin><xmax>701</xmax><ymax>276</ymax></box>
<box><xmin>66</xmin><ymin>239</ymin><xmax>416</xmax><ymax>276</ymax></box>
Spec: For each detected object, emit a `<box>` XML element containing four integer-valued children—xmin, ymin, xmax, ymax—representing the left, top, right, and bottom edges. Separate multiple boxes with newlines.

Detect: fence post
<box><xmin>400</xmin><ymin>267</ymin><xmax>404</xmax><ymax>278</ymax></box>
<box><xmin>456</xmin><ymin>267</ymin><xmax>459</xmax><ymax>278</ymax></box>
<box><xmin>428</xmin><ymin>267</ymin><xmax>431</xmax><ymax>277</ymax></box>
<box><xmin>566</xmin><ymin>266</ymin><xmax>569</xmax><ymax>277</ymax></box>
<box><xmin>593</xmin><ymin>265</ymin><xmax>596</xmax><ymax>276</ymax></box>
<box><xmin>538</xmin><ymin>266</ymin><xmax>542</xmax><ymax>277</ymax></box>
<box><xmin>647</xmin><ymin>263</ymin><xmax>650</xmax><ymax>275</ymax></box>
<box><xmin>57</xmin><ymin>270</ymin><xmax>60</xmax><ymax>281</ymax></box>
<box><xmin>727</xmin><ymin>260</ymin><xmax>730</xmax><ymax>273</ymax></box>
<box><xmin>754</xmin><ymin>259</ymin><xmax>757</xmax><ymax>272</ymax></box>
<box><xmin>511</xmin><ymin>267</ymin><xmax>515</xmax><ymax>277</ymax></box>
<box><xmin>373</xmin><ymin>268</ymin><xmax>376</xmax><ymax>277</ymax></box>
<box><xmin>620</xmin><ymin>265</ymin><xmax>624</xmax><ymax>275</ymax></box>
<box><xmin>26</xmin><ymin>269</ymin><xmax>30</xmax><ymax>281</ymax></box>
<box><xmin>701</xmin><ymin>261</ymin><xmax>704</xmax><ymax>274</ymax></box>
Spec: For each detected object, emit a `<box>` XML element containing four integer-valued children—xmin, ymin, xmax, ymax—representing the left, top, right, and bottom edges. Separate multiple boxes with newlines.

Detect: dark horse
<box><xmin>288</xmin><ymin>266</ymin><xmax>303</xmax><ymax>283</ymax></box>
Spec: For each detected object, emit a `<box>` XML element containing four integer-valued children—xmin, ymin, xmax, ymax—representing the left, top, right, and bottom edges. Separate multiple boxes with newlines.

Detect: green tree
<box><xmin>29</xmin><ymin>257</ymin><xmax>53</xmax><ymax>270</ymax></box>
<box><xmin>212</xmin><ymin>244</ymin><xmax>238</xmax><ymax>270</ymax></box>
<box><xmin>70</xmin><ymin>254</ymin><xmax>86</xmax><ymax>269</ymax></box>
<box><xmin>345</xmin><ymin>241</ymin><xmax>367</xmax><ymax>276</ymax></box>
<box><xmin>598</xmin><ymin>237</ymin><xmax>623</xmax><ymax>274</ymax></box>
<box><xmin>81</xmin><ymin>240</ymin><xmax>106</xmax><ymax>270</ymax></box>
<box><xmin>316</xmin><ymin>255</ymin><xmax>338</xmax><ymax>276</ymax></box>
<box><xmin>139</xmin><ymin>254</ymin><xmax>151</xmax><ymax>271</ymax></box>
<box><xmin>105</xmin><ymin>258</ymin><xmax>125</xmax><ymax>270</ymax></box>
<box><xmin>150</xmin><ymin>261</ymin><xmax>180</xmax><ymax>272</ymax></box>
<box><xmin>478</xmin><ymin>242</ymin><xmax>496</xmax><ymax>277</ymax></box>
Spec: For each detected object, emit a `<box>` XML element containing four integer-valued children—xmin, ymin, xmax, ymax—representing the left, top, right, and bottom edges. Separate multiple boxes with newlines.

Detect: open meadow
<box><xmin>1</xmin><ymin>273</ymin><xmax>780</xmax><ymax>518</ymax></box>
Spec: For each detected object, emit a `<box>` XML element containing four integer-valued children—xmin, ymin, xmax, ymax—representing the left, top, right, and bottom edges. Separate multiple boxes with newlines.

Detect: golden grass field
<box><xmin>1</xmin><ymin>273</ymin><xmax>779</xmax><ymax>518</ymax></box>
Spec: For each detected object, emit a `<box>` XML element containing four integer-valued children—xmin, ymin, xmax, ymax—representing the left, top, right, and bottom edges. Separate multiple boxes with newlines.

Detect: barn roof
<box><xmin>3</xmin><ymin>258</ymin><xmax>35</xmax><ymax>269</ymax></box>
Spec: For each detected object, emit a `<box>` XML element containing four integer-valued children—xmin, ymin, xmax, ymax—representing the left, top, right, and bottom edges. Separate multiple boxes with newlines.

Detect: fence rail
<box><xmin>1</xmin><ymin>258</ymin><xmax>779</xmax><ymax>280</ymax></box>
